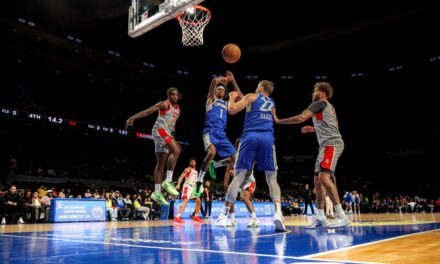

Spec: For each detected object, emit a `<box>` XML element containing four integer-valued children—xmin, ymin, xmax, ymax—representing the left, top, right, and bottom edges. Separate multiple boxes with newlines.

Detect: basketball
<box><xmin>222</xmin><ymin>43</ymin><xmax>241</xmax><ymax>64</ymax></box>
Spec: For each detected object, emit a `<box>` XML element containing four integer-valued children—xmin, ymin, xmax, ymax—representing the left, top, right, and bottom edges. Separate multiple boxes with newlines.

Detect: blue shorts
<box><xmin>203</xmin><ymin>130</ymin><xmax>236</xmax><ymax>158</ymax></box>
<box><xmin>235</xmin><ymin>131</ymin><xmax>278</xmax><ymax>171</ymax></box>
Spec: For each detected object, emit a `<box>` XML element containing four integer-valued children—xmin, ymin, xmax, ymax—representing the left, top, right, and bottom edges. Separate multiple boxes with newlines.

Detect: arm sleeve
<box><xmin>307</xmin><ymin>100</ymin><xmax>327</xmax><ymax>114</ymax></box>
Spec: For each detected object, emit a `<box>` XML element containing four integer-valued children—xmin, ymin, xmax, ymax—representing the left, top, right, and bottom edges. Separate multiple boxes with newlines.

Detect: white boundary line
<box><xmin>0</xmin><ymin>233</ymin><xmax>373</xmax><ymax>263</ymax></box>
<box><xmin>300</xmin><ymin>228</ymin><xmax>440</xmax><ymax>259</ymax></box>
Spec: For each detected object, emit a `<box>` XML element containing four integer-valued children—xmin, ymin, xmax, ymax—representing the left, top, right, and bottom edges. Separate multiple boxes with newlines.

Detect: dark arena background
<box><xmin>1</xmin><ymin>1</ymin><xmax>440</xmax><ymax>263</ymax></box>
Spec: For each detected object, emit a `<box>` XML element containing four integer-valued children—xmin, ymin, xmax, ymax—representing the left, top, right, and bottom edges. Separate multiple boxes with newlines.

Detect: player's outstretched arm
<box><xmin>272</xmin><ymin>107</ymin><xmax>279</xmax><ymax>124</ymax></box>
<box><xmin>176</xmin><ymin>168</ymin><xmax>189</xmax><ymax>191</ymax></box>
<box><xmin>301</xmin><ymin>126</ymin><xmax>315</xmax><ymax>134</ymax></box>
<box><xmin>277</xmin><ymin>109</ymin><xmax>313</xmax><ymax>124</ymax></box>
<box><xmin>226</xmin><ymin>71</ymin><xmax>241</xmax><ymax>94</ymax></box>
<box><xmin>228</xmin><ymin>92</ymin><xmax>256</xmax><ymax>115</ymax></box>
<box><xmin>125</xmin><ymin>101</ymin><xmax>168</xmax><ymax>129</ymax></box>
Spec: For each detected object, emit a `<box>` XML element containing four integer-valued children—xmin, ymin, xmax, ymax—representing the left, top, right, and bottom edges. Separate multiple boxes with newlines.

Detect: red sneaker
<box><xmin>174</xmin><ymin>216</ymin><xmax>185</xmax><ymax>223</ymax></box>
<box><xmin>193</xmin><ymin>216</ymin><xmax>203</xmax><ymax>223</ymax></box>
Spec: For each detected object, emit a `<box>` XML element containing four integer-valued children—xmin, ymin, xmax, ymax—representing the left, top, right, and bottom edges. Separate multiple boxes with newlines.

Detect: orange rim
<box><xmin>177</xmin><ymin>5</ymin><xmax>211</xmax><ymax>26</ymax></box>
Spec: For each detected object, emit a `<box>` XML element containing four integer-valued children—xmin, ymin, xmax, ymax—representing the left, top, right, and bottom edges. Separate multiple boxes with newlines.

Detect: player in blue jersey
<box><xmin>194</xmin><ymin>72</ymin><xmax>241</xmax><ymax>195</ymax></box>
<box><xmin>214</xmin><ymin>80</ymin><xmax>286</xmax><ymax>232</ymax></box>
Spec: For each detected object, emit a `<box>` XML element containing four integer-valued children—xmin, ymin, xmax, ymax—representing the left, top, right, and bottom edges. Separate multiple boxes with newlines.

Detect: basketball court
<box><xmin>1</xmin><ymin>1</ymin><xmax>440</xmax><ymax>264</ymax></box>
<box><xmin>1</xmin><ymin>214</ymin><xmax>439</xmax><ymax>263</ymax></box>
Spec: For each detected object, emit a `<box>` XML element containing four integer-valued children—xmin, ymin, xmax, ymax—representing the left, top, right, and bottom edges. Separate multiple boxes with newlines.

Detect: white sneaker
<box><xmin>272</xmin><ymin>212</ymin><xmax>286</xmax><ymax>232</ymax></box>
<box><xmin>215</xmin><ymin>215</ymin><xmax>228</xmax><ymax>227</ymax></box>
<box><xmin>226</xmin><ymin>219</ymin><xmax>237</xmax><ymax>227</ymax></box>
<box><xmin>306</xmin><ymin>218</ymin><xmax>329</xmax><ymax>229</ymax></box>
<box><xmin>327</xmin><ymin>217</ymin><xmax>351</xmax><ymax>228</ymax></box>
<box><xmin>247</xmin><ymin>218</ymin><xmax>260</xmax><ymax>227</ymax></box>
<box><xmin>1</xmin><ymin>217</ymin><xmax>5</xmax><ymax>225</ymax></box>
<box><xmin>18</xmin><ymin>217</ymin><xmax>25</xmax><ymax>224</ymax></box>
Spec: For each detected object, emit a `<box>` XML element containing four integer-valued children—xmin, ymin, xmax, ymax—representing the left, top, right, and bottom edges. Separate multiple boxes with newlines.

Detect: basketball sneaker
<box><xmin>161</xmin><ymin>181</ymin><xmax>179</xmax><ymax>196</ymax></box>
<box><xmin>192</xmin><ymin>183</ymin><xmax>202</xmax><ymax>198</ymax></box>
<box><xmin>151</xmin><ymin>192</ymin><xmax>169</xmax><ymax>206</ymax></box>
<box><xmin>247</xmin><ymin>218</ymin><xmax>260</xmax><ymax>227</ymax></box>
<box><xmin>195</xmin><ymin>181</ymin><xmax>203</xmax><ymax>193</ymax></box>
<box><xmin>273</xmin><ymin>211</ymin><xmax>286</xmax><ymax>232</ymax></box>
<box><xmin>209</xmin><ymin>160</ymin><xmax>216</xmax><ymax>180</ymax></box>
<box><xmin>193</xmin><ymin>216</ymin><xmax>203</xmax><ymax>223</ymax></box>
<box><xmin>173</xmin><ymin>216</ymin><xmax>185</xmax><ymax>223</ymax></box>
<box><xmin>226</xmin><ymin>219</ymin><xmax>237</xmax><ymax>227</ymax></box>
<box><xmin>327</xmin><ymin>217</ymin><xmax>351</xmax><ymax>228</ymax></box>
<box><xmin>215</xmin><ymin>215</ymin><xmax>227</xmax><ymax>227</ymax></box>
<box><xmin>306</xmin><ymin>218</ymin><xmax>329</xmax><ymax>229</ymax></box>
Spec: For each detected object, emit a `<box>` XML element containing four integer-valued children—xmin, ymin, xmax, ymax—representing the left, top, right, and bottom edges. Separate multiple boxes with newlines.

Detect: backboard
<box><xmin>128</xmin><ymin>0</ymin><xmax>206</xmax><ymax>38</ymax></box>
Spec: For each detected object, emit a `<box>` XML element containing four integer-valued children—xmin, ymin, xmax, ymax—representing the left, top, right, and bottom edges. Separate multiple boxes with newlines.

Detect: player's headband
<box><xmin>216</xmin><ymin>85</ymin><xmax>225</xmax><ymax>90</ymax></box>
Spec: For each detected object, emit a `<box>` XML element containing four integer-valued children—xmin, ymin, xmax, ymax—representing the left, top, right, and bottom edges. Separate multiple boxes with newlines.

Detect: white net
<box><xmin>177</xmin><ymin>5</ymin><xmax>211</xmax><ymax>46</ymax></box>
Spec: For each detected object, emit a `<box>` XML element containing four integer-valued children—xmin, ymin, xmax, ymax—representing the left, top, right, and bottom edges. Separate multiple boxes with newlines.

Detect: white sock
<box><xmin>222</xmin><ymin>206</ymin><xmax>230</xmax><ymax>216</ymax></box>
<box><xmin>275</xmin><ymin>202</ymin><xmax>281</xmax><ymax>213</ymax></box>
<box><xmin>230</xmin><ymin>213</ymin><xmax>235</xmax><ymax>220</ymax></box>
<box><xmin>176</xmin><ymin>213</ymin><xmax>181</xmax><ymax>218</ymax></box>
<box><xmin>198</xmin><ymin>171</ymin><xmax>206</xmax><ymax>182</ymax></box>
<box><xmin>334</xmin><ymin>204</ymin><xmax>346</xmax><ymax>219</ymax></box>
<box><xmin>251</xmin><ymin>212</ymin><xmax>257</xmax><ymax>219</ymax></box>
<box><xmin>155</xmin><ymin>184</ymin><xmax>161</xmax><ymax>193</ymax></box>
<box><xmin>317</xmin><ymin>209</ymin><xmax>326</xmax><ymax>219</ymax></box>
<box><xmin>214</xmin><ymin>161</ymin><xmax>223</xmax><ymax>168</ymax></box>
<box><xmin>166</xmin><ymin>170</ymin><xmax>173</xmax><ymax>182</ymax></box>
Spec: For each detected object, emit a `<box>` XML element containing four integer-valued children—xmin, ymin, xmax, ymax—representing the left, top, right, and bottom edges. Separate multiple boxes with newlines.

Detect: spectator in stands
<box><xmin>353</xmin><ymin>191</ymin><xmax>360</xmax><ymax>214</ymax></box>
<box><xmin>93</xmin><ymin>190</ymin><xmax>101</xmax><ymax>199</ymax></box>
<box><xmin>24</xmin><ymin>191</ymin><xmax>42</xmax><ymax>223</ymax></box>
<box><xmin>291</xmin><ymin>199</ymin><xmax>301</xmax><ymax>215</ymax></box>
<box><xmin>124</xmin><ymin>194</ymin><xmax>134</xmax><ymax>210</ymax></box>
<box><xmin>435</xmin><ymin>197</ymin><xmax>440</xmax><ymax>212</ymax></box>
<box><xmin>4</xmin><ymin>185</ymin><xmax>25</xmax><ymax>224</ymax></box>
<box><xmin>23</xmin><ymin>190</ymin><xmax>33</xmax><ymax>222</ymax></box>
<box><xmin>66</xmin><ymin>188</ymin><xmax>72</xmax><ymax>198</ymax></box>
<box><xmin>408</xmin><ymin>200</ymin><xmax>416</xmax><ymax>213</ymax></box>
<box><xmin>133</xmin><ymin>194</ymin><xmax>150</xmax><ymax>220</ymax></box>
<box><xmin>427</xmin><ymin>200</ymin><xmax>434</xmax><ymax>213</ymax></box>
<box><xmin>37</xmin><ymin>185</ymin><xmax>47</xmax><ymax>197</ymax></box>
<box><xmin>50</xmin><ymin>187</ymin><xmax>58</xmax><ymax>198</ymax></box>
<box><xmin>343</xmin><ymin>191</ymin><xmax>353</xmax><ymax>213</ymax></box>
<box><xmin>113</xmin><ymin>191</ymin><xmax>131</xmax><ymax>220</ymax></box>
<box><xmin>84</xmin><ymin>189</ymin><xmax>92</xmax><ymax>198</ymax></box>
<box><xmin>0</xmin><ymin>186</ymin><xmax>6</xmax><ymax>225</ymax></box>
<box><xmin>105</xmin><ymin>192</ymin><xmax>117</xmax><ymax>221</ymax></box>
<box><xmin>58</xmin><ymin>192</ymin><xmax>66</xmax><ymax>198</ymax></box>
<box><xmin>363</xmin><ymin>195</ymin><xmax>370</xmax><ymax>212</ymax></box>
<box><xmin>40</xmin><ymin>189</ymin><xmax>53</xmax><ymax>222</ymax></box>
<box><xmin>281</xmin><ymin>199</ymin><xmax>293</xmax><ymax>216</ymax></box>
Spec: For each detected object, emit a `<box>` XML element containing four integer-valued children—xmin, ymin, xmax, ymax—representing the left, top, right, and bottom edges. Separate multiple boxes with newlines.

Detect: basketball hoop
<box><xmin>177</xmin><ymin>5</ymin><xmax>211</xmax><ymax>46</ymax></box>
